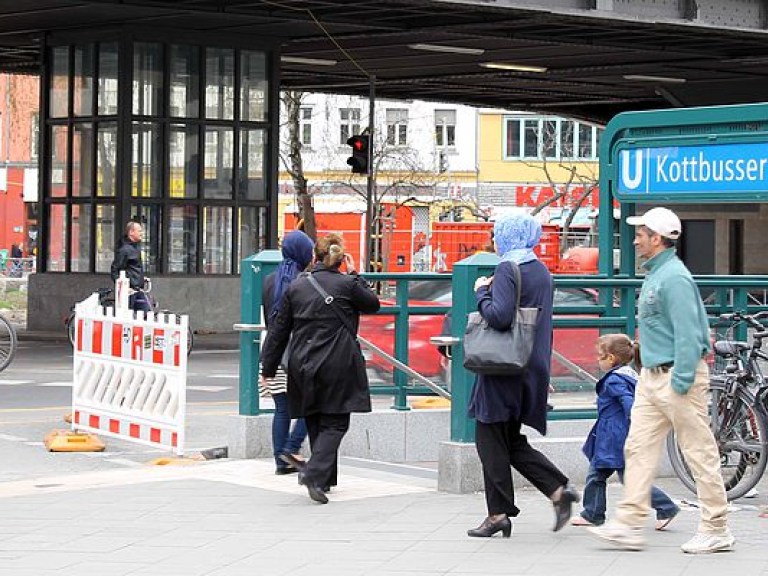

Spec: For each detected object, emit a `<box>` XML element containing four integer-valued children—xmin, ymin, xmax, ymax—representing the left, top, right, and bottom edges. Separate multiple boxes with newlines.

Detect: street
<box><xmin>0</xmin><ymin>340</ymin><xmax>240</xmax><ymax>481</ymax></box>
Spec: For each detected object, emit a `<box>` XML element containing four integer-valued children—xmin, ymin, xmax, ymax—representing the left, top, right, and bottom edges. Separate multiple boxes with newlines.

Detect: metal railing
<box><xmin>238</xmin><ymin>251</ymin><xmax>768</xmax><ymax>443</ymax></box>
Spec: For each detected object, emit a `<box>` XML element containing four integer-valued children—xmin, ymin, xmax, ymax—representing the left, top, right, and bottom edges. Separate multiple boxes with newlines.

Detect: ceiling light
<box><xmin>281</xmin><ymin>56</ymin><xmax>337</xmax><ymax>67</ymax></box>
<box><xmin>479</xmin><ymin>62</ymin><xmax>547</xmax><ymax>73</ymax></box>
<box><xmin>408</xmin><ymin>43</ymin><xmax>485</xmax><ymax>55</ymax></box>
<box><xmin>623</xmin><ymin>74</ymin><xmax>686</xmax><ymax>84</ymax></box>
<box><xmin>724</xmin><ymin>56</ymin><xmax>768</xmax><ymax>66</ymax></box>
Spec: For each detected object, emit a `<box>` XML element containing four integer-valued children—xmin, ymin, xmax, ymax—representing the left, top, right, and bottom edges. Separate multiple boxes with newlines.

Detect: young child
<box><xmin>571</xmin><ymin>334</ymin><xmax>679</xmax><ymax>529</ymax></box>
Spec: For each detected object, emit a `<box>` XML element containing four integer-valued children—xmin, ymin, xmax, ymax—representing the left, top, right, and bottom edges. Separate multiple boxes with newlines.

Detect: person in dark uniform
<box><xmin>261</xmin><ymin>233</ymin><xmax>380</xmax><ymax>504</ymax></box>
<box><xmin>466</xmin><ymin>212</ymin><xmax>578</xmax><ymax>538</ymax></box>
<box><xmin>110</xmin><ymin>220</ymin><xmax>151</xmax><ymax>312</ymax></box>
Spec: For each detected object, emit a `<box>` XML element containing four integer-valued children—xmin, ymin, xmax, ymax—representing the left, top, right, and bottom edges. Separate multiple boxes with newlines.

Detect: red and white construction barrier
<box><xmin>71</xmin><ymin>283</ymin><xmax>188</xmax><ymax>455</ymax></box>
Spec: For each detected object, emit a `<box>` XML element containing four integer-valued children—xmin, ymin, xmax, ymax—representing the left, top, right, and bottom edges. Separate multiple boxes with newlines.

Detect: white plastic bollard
<box><xmin>115</xmin><ymin>271</ymin><xmax>130</xmax><ymax>313</ymax></box>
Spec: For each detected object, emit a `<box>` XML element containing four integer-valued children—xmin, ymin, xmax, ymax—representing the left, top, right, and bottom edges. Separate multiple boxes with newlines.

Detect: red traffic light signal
<box><xmin>346</xmin><ymin>134</ymin><xmax>369</xmax><ymax>175</ymax></box>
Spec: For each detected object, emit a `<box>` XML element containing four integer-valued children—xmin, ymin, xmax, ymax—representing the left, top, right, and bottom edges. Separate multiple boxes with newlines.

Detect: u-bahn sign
<box><xmin>616</xmin><ymin>141</ymin><xmax>768</xmax><ymax>200</ymax></box>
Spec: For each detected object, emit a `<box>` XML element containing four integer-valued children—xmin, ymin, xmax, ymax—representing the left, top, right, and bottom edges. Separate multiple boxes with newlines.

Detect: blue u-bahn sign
<box><xmin>616</xmin><ymin>141</ymin><xmax>768</xmax><ymax>200</ymax></box>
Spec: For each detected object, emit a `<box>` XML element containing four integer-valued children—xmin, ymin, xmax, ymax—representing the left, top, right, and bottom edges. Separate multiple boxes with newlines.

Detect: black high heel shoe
<box><xmin>467</xmin><ymin>516</ymin><xmax>512</xmax><ymax>538</ymax></box>
<box><xmin>552</xmin><ymin>484</ymin><xmax>580</xmax><ymax>532</ymax></box>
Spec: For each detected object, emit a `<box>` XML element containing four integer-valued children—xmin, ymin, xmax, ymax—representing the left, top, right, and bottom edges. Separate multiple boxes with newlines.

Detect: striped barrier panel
<box><xmin>72</xmin><ymin>298</ymin><xmax>189</xmax><ymax>455</ymax></box>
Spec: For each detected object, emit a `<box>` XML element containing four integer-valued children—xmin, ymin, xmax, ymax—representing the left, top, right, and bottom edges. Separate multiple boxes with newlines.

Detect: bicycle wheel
<box><xmin>666</xmin><ymin>377</ymin><xmax>768</xmax><ymax>500</ymax></box>
<box><xmin>0</xmin><ymin>314</ymin><xmax>18</xmax><ymax>372</ymax></box>
<box><xmin>67</xmin><ymin>312</ymin><xmax>76</xmax><ymax>347</ymax></box>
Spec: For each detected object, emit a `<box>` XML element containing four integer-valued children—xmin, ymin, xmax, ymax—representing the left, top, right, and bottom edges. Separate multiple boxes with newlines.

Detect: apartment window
<box><xmin>300</xmin><ymin>107</ymin><xmax>312</xmax><ymax>146</ymax></box>
<box><xmin>31</xmin><ymin>113</ymin><xmax>40</xmax><ymax>161</ymax></box>
<box><xmin>504</xmin><ymin>116</ymin><xmax>602</xmax><ymax>160</ymax></box>
<box><xmin>435</xmin><ymin>109</ymin><xmax>456</xmax><ymax>147</ymax></box>
<box><xmin>386</xmin><ymin>108</ymin><xmax>408</xmax><ymax>146</ymax></box>
<box><xmin>339</xmin><ymin>108</ymin><xmax>361</xmax><ymax>144</ymax></box>
<box><xmin>577</xmin><ymin>122</ymin><xmax>595</xmax><ymax>159</ymax></box>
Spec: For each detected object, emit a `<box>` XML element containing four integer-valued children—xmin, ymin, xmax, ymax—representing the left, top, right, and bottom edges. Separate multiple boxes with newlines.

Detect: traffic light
<box><xmin>438</xmin><ymin>151</ymin><xmax>448</xmax><ymax>173</ymax></box>
<box><xmin>346</xmin><ymin>134</ymin><xmax>370</xmax><ymax>175</ymax></box>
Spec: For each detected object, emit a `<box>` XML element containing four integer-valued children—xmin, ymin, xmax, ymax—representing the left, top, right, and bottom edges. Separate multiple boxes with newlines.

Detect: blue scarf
<box><xmin>493</xmin><ymin>213</ymin><xmax>542</xmax><ymax>264</ymax></box>
<box><xmin>270</xmin><ymin>230</ymin><xmax>314</xmax><ymax>320</ymax></box>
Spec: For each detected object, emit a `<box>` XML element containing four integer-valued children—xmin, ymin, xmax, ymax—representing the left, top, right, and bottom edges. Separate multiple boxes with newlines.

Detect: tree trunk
<box><xmin>282</xmin><ymin>91</ymin><xmax>316</xmax><ymax>240</ymax></box>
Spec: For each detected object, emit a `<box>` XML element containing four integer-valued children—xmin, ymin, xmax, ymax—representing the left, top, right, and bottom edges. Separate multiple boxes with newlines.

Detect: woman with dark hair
<box><xmin>261</xmin><ymin>233</ymin><xmax>380</xmax><ymax>504</ymax></box>
<box><xmin>467</xmin><ymin>212</ymin><xmax>578</xmax><ymax>538</ymax></box>
<box><xmin>261</xmin><ymin>230</ymin><xmax>314</xmax><ymax>475</ymax></box>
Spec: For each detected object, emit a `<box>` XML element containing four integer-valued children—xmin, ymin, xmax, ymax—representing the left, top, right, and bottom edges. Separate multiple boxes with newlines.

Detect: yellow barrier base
<box><xmin>411</xmin><ymin>397</ymin><xmax>451</xmax><ymax>409</ymax></box>
<box><xmin>44</xmin><ymin>429</ymin><xmax>105</xmax><ymax>452</ymax></box>
<box><xmin>147</xmin><ymin>456</ymin><xmax>203</xmax><ymax>466</ymax></box>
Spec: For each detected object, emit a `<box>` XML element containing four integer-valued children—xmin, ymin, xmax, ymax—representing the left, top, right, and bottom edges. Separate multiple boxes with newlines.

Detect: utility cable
<box><xmin>259</xmin><ymin>0</ymin><xmax>371</xmax><ymax>78</ymax></box>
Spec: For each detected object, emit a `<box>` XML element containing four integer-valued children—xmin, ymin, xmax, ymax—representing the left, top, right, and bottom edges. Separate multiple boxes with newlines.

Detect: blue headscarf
<box><xmin>493</xmin><ymin>212</ymin><xmax>542</xmax><ymax>264</ymax></box>
<box><xmin>270</xmin><ymin>230</ymin><xmax>314</xmax><ymax>320</ymax></box>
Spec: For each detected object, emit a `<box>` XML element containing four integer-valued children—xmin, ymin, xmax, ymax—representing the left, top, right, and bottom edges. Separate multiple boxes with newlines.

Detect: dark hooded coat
<box><xmin>467</xmin><ymin>259</ymin><xmax>554</xmax><ymax>435</ymax></box>
<box><xmin>261</xmin><ymin>264</ymin><xmax>380</xmax><ymax>417</ymax></box>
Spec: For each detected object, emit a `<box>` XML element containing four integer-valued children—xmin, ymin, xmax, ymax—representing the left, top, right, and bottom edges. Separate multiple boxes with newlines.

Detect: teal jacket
<box><xmin>638</xmin><ymin>248</ymin><xmax>711</xmax><ymax>394</ymax></box>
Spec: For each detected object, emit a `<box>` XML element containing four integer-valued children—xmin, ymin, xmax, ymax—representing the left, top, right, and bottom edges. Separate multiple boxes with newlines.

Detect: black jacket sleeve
<box><xmin>110</xmin><ymin>245</ymin><xmax>128</xmax><ymax>282</ymax></box>
<box><xmin>348</xmin><ymin>274</ymin><xmax>381</xmax><ymax>314</ymax></box>
<box><xmin>261</xmin><ymin>289</ymin><xmax>294</xmax><ymax>378</ymax></box>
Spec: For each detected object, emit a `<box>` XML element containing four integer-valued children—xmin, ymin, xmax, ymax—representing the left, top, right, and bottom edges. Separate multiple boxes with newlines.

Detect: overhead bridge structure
<box><xmin>0</xmin><ymin>1</ymin><xmax>767</xmax><ymax>123</ymax></box>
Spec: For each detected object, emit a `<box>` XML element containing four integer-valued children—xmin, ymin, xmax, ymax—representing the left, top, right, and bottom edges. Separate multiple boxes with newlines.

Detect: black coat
<box><xmin>467</xmin><ymin>259</ymin><xmax>554</xmax><ymax>435</ymax></box>
<box><xmin>261</xmin><ymin>264</ymin><xmax>381</xmax><ymax>417</ymax></box>
<box><xmin>110</xmin><ymin>236</ymin><xmax>145</xmax><ymax>290</ymax></box>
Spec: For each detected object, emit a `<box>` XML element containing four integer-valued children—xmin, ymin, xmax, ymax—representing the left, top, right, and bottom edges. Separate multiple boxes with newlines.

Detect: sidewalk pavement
<box><xmin>1</xmin><ymin>458</ymin><xmax>766</xmax><ymax>576</ymax></box>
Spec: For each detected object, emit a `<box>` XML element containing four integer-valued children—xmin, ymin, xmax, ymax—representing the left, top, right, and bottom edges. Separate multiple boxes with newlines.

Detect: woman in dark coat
<box><xmin>467</xmin><ymin>212</ymin><xmax>579</xmax><ymax>538</ymax></box>
<box><xmin>261</xmin><ymin>230</ymin><xmax>314</xmax><ymax>475</ymax></box>
<box><xmin>261</xmin><ymin>233</ymin><xmax>380</xmax><ymax>504</ymax></box>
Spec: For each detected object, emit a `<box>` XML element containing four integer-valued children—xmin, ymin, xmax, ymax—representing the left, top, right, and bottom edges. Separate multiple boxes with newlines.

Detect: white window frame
<box><xmin>435</xmin><ymin>109</ymin><xmax>456</xmax><ymax>148</ymax></box>
<box><xmin>386</xmin><ymin>108</ymin><xmax>408</xmax><ymax>147</ymax></box>
<box><xmin>503</xmin><ymin>116</ymin><xmax>601</xmax><ymax>161</ymax></box>
<box><xmin>300</xmin><ymin>107</ymin><xmax>312</xmax><ymax>146</ymax></box>
<box><xmin>339</xmin><ymin>108</ymin><xmax>361</xmax><ymax>145</ymax></box>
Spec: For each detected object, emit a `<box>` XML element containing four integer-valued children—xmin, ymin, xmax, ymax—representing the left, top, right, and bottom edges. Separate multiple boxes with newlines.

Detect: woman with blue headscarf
<box><xmin>261</xmin><ymin>230</ymin><xmax>315</xmax><ymax>475</ymax></box>
<box><xmin>466</xmin><ymin>212</ymin><xmax>579</xmax><ymax>539</ymax></box>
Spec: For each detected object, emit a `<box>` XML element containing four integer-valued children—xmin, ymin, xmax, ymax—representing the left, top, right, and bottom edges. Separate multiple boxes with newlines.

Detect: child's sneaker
<box><xmin>680</xmin><ymin>529</ymin><xmax>735</xmax><ymax>554</ymax></box>
<box><xmin>587</xmin><ymin>520</ymin><xmax>645</xmax><ymax>551</ymax></box>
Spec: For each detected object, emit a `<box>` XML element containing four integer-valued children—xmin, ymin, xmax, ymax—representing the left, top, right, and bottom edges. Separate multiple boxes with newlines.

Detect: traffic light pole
<box><xmin>365</xmin><ymin>76</ymin><xmax>375</xmax><ymax>272</ymax></box>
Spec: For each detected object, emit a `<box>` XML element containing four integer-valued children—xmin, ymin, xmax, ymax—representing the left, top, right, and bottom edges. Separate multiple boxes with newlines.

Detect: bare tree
<box><xmin>280</xmin><ymin>90</ymin><xmax>317</xmax><ymax>240</ymax></box>
<box><xmin>525</xmin><ymin>120</ymin><xmax>599</xmax><ymax>255</ymax></box>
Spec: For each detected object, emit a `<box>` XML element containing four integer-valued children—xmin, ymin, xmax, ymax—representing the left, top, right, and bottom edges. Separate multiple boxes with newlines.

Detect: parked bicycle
<box><xmin>666</xmin><ymin>310</ymin><xmax>768</xmax><ymax>500</ymax></box>
<box><xmin>0</xmin><ymin>313</ymin><xmax>18</xmax><ymax>372</ymax></box>
<box><xmin>64</xmin><ymin>283</ymin><xmax>194</xmax><ymax>355</ymax></box>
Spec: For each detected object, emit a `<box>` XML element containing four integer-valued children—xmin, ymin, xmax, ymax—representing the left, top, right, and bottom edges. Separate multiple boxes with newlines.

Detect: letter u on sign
<box><xmin>620</xmin><ymin>149</ymin><xmax>643</xmax><ymax>190</ymax></box>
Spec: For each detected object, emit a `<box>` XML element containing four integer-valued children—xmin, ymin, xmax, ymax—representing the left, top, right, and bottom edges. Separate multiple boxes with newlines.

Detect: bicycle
<box><xmin>64</xmin><ymin>283</ymin><xmax>194</xmax><ymax>355</ymax></box>
<box><xmin>0</xmin><ymin>313</ymin><xmax>18</xmax><ymax>372</ymax></box>
<box><xmin>666</xmin><ymin>310</ymin><xmax>768</xmax><ymax>500</ymax></box>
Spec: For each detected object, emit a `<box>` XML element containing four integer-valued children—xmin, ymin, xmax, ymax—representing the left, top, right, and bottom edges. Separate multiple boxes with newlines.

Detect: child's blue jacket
<box><xmin>582</xmin><ymin>365</ymin><xmax>637</xmax><ymax>469</ymax></box>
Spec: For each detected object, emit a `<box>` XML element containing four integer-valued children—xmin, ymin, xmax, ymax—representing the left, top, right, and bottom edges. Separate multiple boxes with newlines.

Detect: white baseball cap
<box><xmin>626</xmin><ymin>207</ymin><xmax>681</xmax><ymax>240</ymax></box>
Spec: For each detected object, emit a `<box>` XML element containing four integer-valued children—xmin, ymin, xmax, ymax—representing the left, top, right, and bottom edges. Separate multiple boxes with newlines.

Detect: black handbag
<box><xmin>462</xmin><ymin>262</ymin><xmax>539</xmax><ymax>376</ymax></box>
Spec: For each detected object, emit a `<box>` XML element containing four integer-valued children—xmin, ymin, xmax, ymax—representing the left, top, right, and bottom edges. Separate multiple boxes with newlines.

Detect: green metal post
<box><xmin>391</xmin><ymin>277</ymin><xmax>411</xmax><ymax>411</ymax></box>
<box><xmin>239</xmin><ymin>250</ymin><xmax>282</xmax><ymax>416</ymax></box>
<box><xmin>450</xmin><ymin>252</ymin><xmax>500</xmax><ymax>443</ymax></box>
<box><xmin>732</xmin><ymin>287</ymin><xmax>749</xmax><ymax>343</ymax></box>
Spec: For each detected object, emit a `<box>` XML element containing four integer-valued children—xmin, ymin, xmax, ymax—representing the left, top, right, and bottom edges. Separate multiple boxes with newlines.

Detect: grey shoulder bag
<box><xmin>462</xmin><ymin>262</ymin><xmax>539</xmax><ymax>376</ymax></box>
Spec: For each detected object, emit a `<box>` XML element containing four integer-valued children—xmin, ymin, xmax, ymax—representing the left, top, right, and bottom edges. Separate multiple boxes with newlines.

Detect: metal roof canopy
<box><xmin>3</xmin><ymin>0</ymin><xmax>768</xmax><ymax>124</ymax></box>
<box><xmin>598</xmin><ymin>101</ymin><xmax>768</xmax><ymax>275</ymax></box>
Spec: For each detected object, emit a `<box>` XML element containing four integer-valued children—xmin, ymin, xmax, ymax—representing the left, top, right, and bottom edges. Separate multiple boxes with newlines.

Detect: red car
<box><xmin>359</xmin><ymin>280</ymin><xmax>600</xmax><ymax>387</ymax></box>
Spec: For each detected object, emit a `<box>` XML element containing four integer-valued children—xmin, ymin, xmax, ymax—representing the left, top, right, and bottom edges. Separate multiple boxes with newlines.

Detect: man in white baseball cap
<box><xmin>589</xmin><ymin>207</ymin><xmax>734</xmax><ymax>554</ymax></box>
<box><xmin>626</xmin><ymin>207</ymin><xmax>681</xmax><ymax>240</ymax></box>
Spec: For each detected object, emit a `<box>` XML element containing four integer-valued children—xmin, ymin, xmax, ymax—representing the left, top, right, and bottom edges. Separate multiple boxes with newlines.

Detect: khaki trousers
<box><xmin>616</xmin><ymin>360</ymin><xmax>729</xmax><ymax>533</ymax></box>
